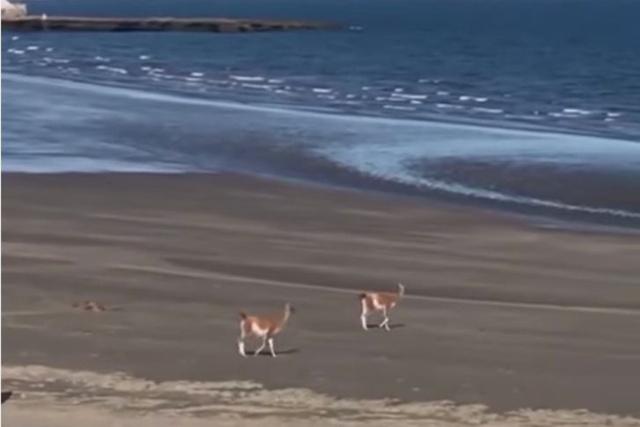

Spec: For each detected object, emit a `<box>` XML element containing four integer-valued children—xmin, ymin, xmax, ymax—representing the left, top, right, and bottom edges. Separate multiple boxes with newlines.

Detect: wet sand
<box><xmin>2</xmin><ymin>173</ymin><xmax>640</xmax><ymax>425</ymax></box>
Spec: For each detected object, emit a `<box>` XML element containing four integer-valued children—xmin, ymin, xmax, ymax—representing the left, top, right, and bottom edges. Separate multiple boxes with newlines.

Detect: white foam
<box><xmin>607</xmin><ymin>112</ymin><xmax>622</xmax><ymax>118</ymax></box>
<box><xmin>141</xmin><ymin>66</ymin><xmax>152</xmax><ymax>71</ymax></box>
<box><xmin>26</xmin><ymin>45</ymin><xmax>40</xmax><ymax>51</ymax></box>
<box><xmin>391</xmin><ymin>93</ymin><xmax>428</xmax><ymax>100</ymax></box>
<box><xmin>267</xmin><ymin>78</ymin><xmax>284</xmax><ymax>84</ymax></box>
<box><xmin>139</xmin><ymin>55</ymin><xmax>151</xmax><ymax>60</ymax></box>
<box><xmin>312</xmin><ymin>88</ymin><xmax>332</xmax><ymax>94</ymax></box>
<box><xmin>549</xmin><ymin>112</ymin><xmax>578</xmax><ymax>118</ymax></box>
<box><xmin>394</xmin><ymin>88</ymin><xmax>404</xmax><ymax>93</ymax></box>
<box><xmin>437</xmin><ymin>91</ymin><xmax>449</xmax><ymax>96</ymax></box>
<box><xmin>562</xmin><ymin>108</ymin><xmax>593</xmax><ymax>115</ymax></box>
<box><xmin>504</xmin><ymin>114</ymin><xmax>545</xmax><ymax>121</ymax></box>
<box><xmin>230</xmin><ymin>75</ymin><xmax>264</xmax><ymax>82</ymax></box>
<box><xmin>155</xmin><ymin>74</ymin><xmax>178</xmax><ymax>80</ymax></box>
<box><xmin>96</xmin><ymin>65</ymin><xmax>128</xmax><ymax>75</ymax></box>
<box><xmin>190</xmin><ymin>72</ymin><xmax>204</xmax><ymax>77</ymax></box>
<box><xmin>361</xmin><ymin>86</ymin><xmax>371</xmax><ymax>90</ymax></box>
<box><xmin>8</xmin><ymin>73</ymin><xmax>637</xmax><ymax>148</ymax></box>
<box><xmin>318</xmin><ymin>135</ymin><xmax>640</xmax><ymax>220</ymax></box>
<box><xmin>43</xmin><ymin>57</ymin><xmax>68</xmax><ymax>64</ymax></box>
<box><xmin>472</xmin><ymin>107</ymin><xmax>504</xmax><ymax>114</ymax></box>
<box><xmin>346</xmin><ymin>94</ymin><xmax>357</xmax><ymax>99</ymax></box>
<box><xmin>419</xmin><ymin>78</ymin><xmax>441</xmax><ymax>84</ymax></box>
<box><xmin>459</xmin><ymin>95</ymin><xmax>472</xmax><ymax>101</ymax></box>
<box><xmin>8</xmin><ymin>49</ymin><xmax>25</xmax><ymax>55</ymax></box>
<box><xmin>241</xmin><ymin>83</ymin><xmax>273</xmax><ymax>90</ymax></box>
<box><xmin>11</xmin><ymin>36</ymin><xmax>20</xmax><ymax>40</ymax></box>
<box><xmin>383</xmin><ymin>105</ymin><xmax>416</xmax><ymax>111</ymax></box>
<box><xmin>474</xmin><ymin>97</ymin><xmax>488</xmax><ymax>103</ymax></box>
<box><xmin>45</xmin><ymin>47</ymin><xmax>54</xmax><ymax>52</ymax></box>
<box><xmin>436</xmin><ymin>103</ymin><xmax>463</xmax><ymax>110</ymax></box>
<box><xmin>94</xmin><ymin>56</ymin><xmax>110</xmax><ymax>62</ymax></box>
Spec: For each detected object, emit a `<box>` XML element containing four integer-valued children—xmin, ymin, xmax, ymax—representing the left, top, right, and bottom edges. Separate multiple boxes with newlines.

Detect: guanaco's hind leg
<box><xmin>254</xmin><ymin>335</ymin><xmax>267</xmax><ymax>356</ymax></box>
<box><xmin>268</xmin><ymin>337</ymin><xmax>277</xmax><ymax>357</ymax></box>
<box><xmin>380</xmin><ymin>307</ymin><xmax>391</xmax><ymax>331</ymax></box>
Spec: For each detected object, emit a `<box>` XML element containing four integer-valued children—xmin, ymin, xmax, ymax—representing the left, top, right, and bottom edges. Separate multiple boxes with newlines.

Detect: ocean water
<box><xmin>3</xmin><ymin>0</ymin><xmax>640</xmax><ymax>225</ymax></box>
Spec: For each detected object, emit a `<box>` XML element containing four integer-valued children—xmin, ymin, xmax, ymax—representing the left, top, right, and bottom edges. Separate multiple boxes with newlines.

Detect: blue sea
<box><xmin>3</xmin><ymin>0</ymin><xmax>640</xmax><ymax>226</ymax></box>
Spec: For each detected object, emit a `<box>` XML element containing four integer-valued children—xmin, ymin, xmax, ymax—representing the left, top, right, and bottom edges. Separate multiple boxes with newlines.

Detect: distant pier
<box><xmin>1</xmin><ymin>16</ymin><xmax>340</xmax><ymax>33</ymax></box>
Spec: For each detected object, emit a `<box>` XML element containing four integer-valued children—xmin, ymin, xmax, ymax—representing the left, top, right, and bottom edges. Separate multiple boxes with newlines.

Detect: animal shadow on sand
<box><xmin>249</xmin><ymin>348</ymin><xmax>300</xmax><ymax>357</ymax></box>
<box><xmin>366</xmin><ymin>323</ymin><xmax>405</xmax><ymax>330</ymax></box>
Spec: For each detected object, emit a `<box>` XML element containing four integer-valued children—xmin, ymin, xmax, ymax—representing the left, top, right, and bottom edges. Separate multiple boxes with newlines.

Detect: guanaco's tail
<box><xmin>398</xmin><ymin>283</ymin><xmax>406</xmax><ymax>298</ymax></box>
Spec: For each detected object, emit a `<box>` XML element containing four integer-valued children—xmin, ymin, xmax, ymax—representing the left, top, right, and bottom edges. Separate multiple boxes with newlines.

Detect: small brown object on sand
<box><xmin>72</xmin><ymin>300</ymin><xmax>106</xmax><ymax>312</ymax></box>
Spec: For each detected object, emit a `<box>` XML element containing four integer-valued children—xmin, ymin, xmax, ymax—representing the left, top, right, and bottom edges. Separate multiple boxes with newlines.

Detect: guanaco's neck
<box><xmin>279</xmin><ymin>304</ymin><xmax>291</xmax><ymax>326</ymax></box>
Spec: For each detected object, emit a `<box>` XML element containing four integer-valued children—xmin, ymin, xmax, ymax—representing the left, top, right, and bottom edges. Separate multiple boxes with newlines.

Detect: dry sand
<box><xmin>2</xmin><ymin>173</ymin><xmax>640</xmax><ymax>425</ymax></box>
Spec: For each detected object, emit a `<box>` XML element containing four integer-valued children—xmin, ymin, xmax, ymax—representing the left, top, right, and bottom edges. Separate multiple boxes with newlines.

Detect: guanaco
<box><xmin>359</xmin><ymin>283</ymin><xmax>405</xmax><ymax>331</ymax></box>
<box><xmin>238</xmin><ymin>303</ymin><xmax>294</xmax><ymax>357</ymax></box>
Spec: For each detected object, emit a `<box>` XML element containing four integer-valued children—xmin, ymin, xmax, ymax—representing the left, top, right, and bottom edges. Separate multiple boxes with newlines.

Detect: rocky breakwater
<box><xmin>1</xmin><ymin>16</ymin><xmax>340</xmax><ymax>33</ymax></box>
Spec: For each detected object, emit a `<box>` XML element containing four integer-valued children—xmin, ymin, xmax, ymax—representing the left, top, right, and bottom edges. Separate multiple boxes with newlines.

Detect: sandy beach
<box><xmin>3</xmin><ymin>173</ymin><xmax>640</xmax><ymax>426</ymax></box>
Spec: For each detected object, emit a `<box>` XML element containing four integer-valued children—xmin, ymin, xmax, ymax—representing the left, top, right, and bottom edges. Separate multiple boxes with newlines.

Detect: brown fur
<box><xmin>361</xmin><ymin>291</ymin><xmax>400</xmax><ymax>310</ymax></box>
<box><xmin>242</xmin><ymin>310</ymin><xmax>289</xmax><ymax>335</ymax></box>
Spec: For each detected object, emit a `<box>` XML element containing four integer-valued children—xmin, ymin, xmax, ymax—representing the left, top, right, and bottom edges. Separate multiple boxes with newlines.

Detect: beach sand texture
<box><xmin>3</xmin><ymin>173</ymin><xmax>640</xmax><ymax>426</ymax></box>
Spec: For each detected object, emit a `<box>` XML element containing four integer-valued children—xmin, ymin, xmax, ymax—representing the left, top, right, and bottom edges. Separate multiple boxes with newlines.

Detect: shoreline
<box><xmin>3</xmin><ymin>73</ymin><xmax>640</xmax><ymax>230</ymax></box>
<box><xmin>3</xmin><ymin>172</ymin><xmax>640</xmax><ymax>423</ymax></box>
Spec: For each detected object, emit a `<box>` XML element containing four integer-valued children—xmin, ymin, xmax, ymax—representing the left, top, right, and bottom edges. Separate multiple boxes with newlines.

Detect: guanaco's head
<box><xmin>398</xmin><ymin>283</ymin><xmax>406</xmax><ymax>297</ymax></box>
<box><xmin>284</xmin><ymin>303</ymin><xmax>296</xmax><ymax>315</ymax></box>
<box><xmin>358</xmin><ymin>293</ymin><xmax>367</xmax><ymax>300</ymax></box>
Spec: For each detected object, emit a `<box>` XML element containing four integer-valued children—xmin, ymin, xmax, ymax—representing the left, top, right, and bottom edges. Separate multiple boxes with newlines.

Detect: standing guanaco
<box><xmin>238</xmin><ymin>303</ymin><xmax>294</xmax><ymax>357</ymax></box>
<box><xmin>359</xmin><ymin>283</ymin><xmax>405</xmax><ymax>331</ymax></box>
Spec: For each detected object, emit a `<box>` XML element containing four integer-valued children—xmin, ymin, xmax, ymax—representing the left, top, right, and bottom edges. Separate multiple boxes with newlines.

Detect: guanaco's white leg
<box><xmin>238</xmin><ymin>338</ymin><xmax>246</xmax><ymax>357</ymax></box>
<box><xmin>238</xmin><ymin>322</ymin><xmax>247</xmax><ymax>357</ymax></box>
<box><xmin>380</xmin><ymin>307</ymin><xmax>391</xmax><ymax>330</ymax></box>
<box><xmin>361</xmin><ymin>314</ymin><xmax>369</xmax><ymax>330</ymax></box>
<box><xmin>254</xmin><ymin>336</ymin><xmax>267</xmax><ymax>356</ymax></box>
<box><xmin>360</xmin><ymin>298</ymin><xmax>369</xmax><ymax>330</ymax></box>
<box><xmin>268</xmin><ymin>337</ymin><xmax>277</xmax><ymax>357</ymax></box>
<box><xmin>381</xmin><ymin>317</ymin><xmax>391</xmax><ymax>331</ymax></box>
